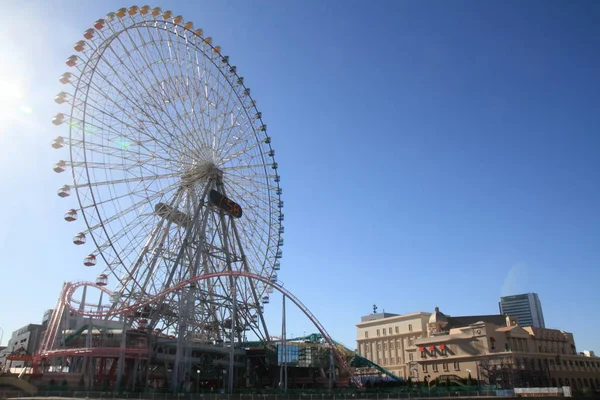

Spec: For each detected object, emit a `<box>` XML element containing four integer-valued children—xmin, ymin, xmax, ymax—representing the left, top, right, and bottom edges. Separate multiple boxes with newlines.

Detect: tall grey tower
<box><xmin>499</xmin><ymin>293</ymin><xmax>545</xmax><ymax>328</ymax></box>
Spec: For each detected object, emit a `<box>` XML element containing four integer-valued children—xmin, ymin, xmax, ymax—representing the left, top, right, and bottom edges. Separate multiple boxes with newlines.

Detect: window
<box><xmin>364</xmin><ymin>331</ymin><xmax>368</xmax><ymax>338</ymax></box>
<box><xmin>408</xmin><ymin>338</ymin><xmax>414</xmax><ymax>346</ymax></box>
<box><xmin>383</xmin><ymin>329</ymin><xmax>386</xmax><ymax>336</ymax></box>
<box><xmin>397</xmin><ymin>341</ymin><xmax>402</xmax><ymax>349</ymax></box>
<box><xmin>422</xmin><ymin>364</ymin><xmax>428</xmax><ymax>373</ymax></box>
<box><xmin>377</xmin><ymin>343</ymin><xmax>381</xmax><ymax>351</ymax></box>
<box><xmin>408</xmin><ymin>324</ymin><xmax>413</xmax><ymax>332</ymax></box>
<box><xmin>389</xmin><ymin>327</ymin><xmax>392</xmax><ymax>334</ymax></box>
<box><xmin>377</xmin><ymin>329</ymin><xmax>380</xmax><ymax>337</ymax></box>
<box><xmin>443</xmin><ymin>362</ymin><xmax>449</xmax><ymax>371</ymax></box>
<box><xmin>440</xmin><ymin>345</ymin><xmax>447</xmax><ymax>356</ymax></box>
<box><xmin>395</xmin><ymin>326</ymin><xmax>399</xmax><ymax>334</ymax></box>
<box><xmin>383</xmin><ymin>342</ymin><xmax>387</xmax><ymax>351</ymax></box>
<box><xmin>454</xmin><ymin>361</ymin><xmax>460</xmax><ymax>370</ymax></box>
<box><xmin>409</xmin><ymin>353</ymin><xmax>414</xmax><ymax>361</ymax></box>
<box><xmin>433</xmin><ymin>364</ymin><xmax>438</xmax><ymax>372</ymax></box>
<box><xmin>383</xmin><ymin>358</ymin><xmax>387</xmax><ymax>365</ymax></box>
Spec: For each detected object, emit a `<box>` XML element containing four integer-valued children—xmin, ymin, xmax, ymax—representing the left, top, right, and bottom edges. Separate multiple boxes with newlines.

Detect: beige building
<box><xmin>357</xmin><ymin>307</ymin><xmax>600</xmax><ymax>390</ymax></box>
<box><xmin>356</xmin><ymin>311</ymin><xmax>431</xmax><ymax>377</ymax></box>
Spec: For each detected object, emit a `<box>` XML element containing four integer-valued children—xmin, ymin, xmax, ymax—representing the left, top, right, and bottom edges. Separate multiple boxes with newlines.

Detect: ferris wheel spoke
<box><xmin>206</xmin><ymin>76</ymin><xmax>244</xmax><ymax>154</ymax></box>
<box><xmin>220</xmin><ymin>163</ymin><xmax>275</xmax><ymax>173</ymax></box>
<box><xmin>223</xmin><ymin>177</ymin><xmax>272</xmax><ymax>212</ymax></box>
<box><xmin>82</xmin><ymin>32</ymin><xmax>196</xmax><ymax>160</ymax></box>
<box><xmin>226</xmin><ymin>172</ymin><xmax>279</xmax><ymax>193</ymax></box>
<box><xmin>82</xmin><ymin>187</ymin><xmax>172</xmax><ymax>234</ymax></box>
<box><xmin>221</xmin><ymin>187</ymin><xmax>274</xmax><ymax>267</ymax></box>
<box><xmin>70</xmin><ymin>120</ymin><xmax>178</xmax><ymax>169</ymax></box>
<box><xmin>90</xmin><ymin>64</ymin><xmax>195</xmax><ymax>161</ymax></box>
<box><xmin>220</xmin><ymin>139</ymin><xmax>268</xmax><ymax>165</ymax></box>
<box><xmin>131</xmin><ymin>24</ymin><xmax>212</xmax><ymax>157</ymax></box>
<box><xmin>73</xmin><ymin>171</ymin><xmax>181</xmax><ymax>191</ymax></box>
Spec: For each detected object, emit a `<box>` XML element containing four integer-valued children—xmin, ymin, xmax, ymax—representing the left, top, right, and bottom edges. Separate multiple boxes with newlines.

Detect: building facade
<box><xmin>4</xmin><ymin>323</ymin><xmax>44</xmax><ymax>369</ymax></box>
<box><xmin>499</xmin><ymin>293</ymin><xmax>545</xmax><ymax>328</ymax></box>
<box><xmin>415</xmin><ymin>307</ymin><xmax>600</xmax><ymax>391</ymax></box>
<box><xmin>356</xmin><ymin>307</ymin><xmax>600</xmax><ymax>391</ymax></box>
<box><xmin>356</xmin><ymin>312</ymin><xmax>432</xmax><ymax>378</ymax></box>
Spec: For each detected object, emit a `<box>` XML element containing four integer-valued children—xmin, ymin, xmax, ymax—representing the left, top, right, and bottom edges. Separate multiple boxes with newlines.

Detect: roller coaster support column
<box><xmin>329</xmin><ymin>347</ymin><xmax>335</xmax><ymax>391</ymax></box>
<box><xmin>279</xmin><ymin>296</ymin><xmax>288</xmax><ymax>390</ymax></box>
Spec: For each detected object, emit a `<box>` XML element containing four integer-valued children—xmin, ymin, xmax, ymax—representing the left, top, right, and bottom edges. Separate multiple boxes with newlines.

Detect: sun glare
<box><xmin>0</xmin><ymin>80</ymin><xmax>26</xmax><ymax>123</ymax></box>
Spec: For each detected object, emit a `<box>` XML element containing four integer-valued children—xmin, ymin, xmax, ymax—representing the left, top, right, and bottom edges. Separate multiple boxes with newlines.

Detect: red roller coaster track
<box><xmin>42</xmin><ymin>271</ymin><xmax>363</xmax><ymax>388</ymax></box>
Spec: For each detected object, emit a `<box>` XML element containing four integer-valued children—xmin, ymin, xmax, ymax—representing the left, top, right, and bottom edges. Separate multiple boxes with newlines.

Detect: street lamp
<box><xmin>196</xmin><ymin>369</ymin><xmax>201</xmax><ymax>394</ymax></box>
<box><xmin>466</xmin><ymin>369</ymin><xmax>472</xmax><ymax>386</ymax></box>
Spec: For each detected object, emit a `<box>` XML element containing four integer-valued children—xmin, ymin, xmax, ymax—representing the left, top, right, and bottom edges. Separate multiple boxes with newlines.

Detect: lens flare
<box><xmin>19</xmin><ymin>105</ymin><xmax>33</xmax><ymax>114</ymax></box>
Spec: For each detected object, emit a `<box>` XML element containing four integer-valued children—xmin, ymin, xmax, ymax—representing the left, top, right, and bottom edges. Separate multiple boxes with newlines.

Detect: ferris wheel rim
<box><xmin>56</xmin><ymin>9</ymin><xmax>283</xmax><ymax>309</ymax></box>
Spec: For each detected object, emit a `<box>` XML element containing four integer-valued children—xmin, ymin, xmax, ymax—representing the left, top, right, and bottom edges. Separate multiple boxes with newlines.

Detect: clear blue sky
<box><xmin>0</xmin><ymin>0</ymin><xmax>599</xmax><ymax>354</ymax></box>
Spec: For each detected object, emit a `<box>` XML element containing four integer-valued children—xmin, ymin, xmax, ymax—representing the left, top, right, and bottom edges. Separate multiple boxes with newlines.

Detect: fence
<box><xmin>0</xmin><ymin>390</ymin><xmax>507</xmax><ymax>400</ymax></box>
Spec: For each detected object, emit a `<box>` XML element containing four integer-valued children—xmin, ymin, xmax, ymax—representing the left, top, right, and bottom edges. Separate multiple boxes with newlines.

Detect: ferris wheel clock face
<box><xmin>209</xmin><ymin>189</ymin><xmax>243</xmax><ymax>219</ymax></box>
<box><xmin>52</xmin><ymin>5</ymin><xmax>284</xmax><ymax>341</ymax></box>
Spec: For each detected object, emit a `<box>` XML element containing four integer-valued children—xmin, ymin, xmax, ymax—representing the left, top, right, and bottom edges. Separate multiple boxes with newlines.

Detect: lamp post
<box><xmin>196</xmin><ymin>369</ymin><xmax>200</xmax><ymax>394</ymax></box>
<box><xmin>466</xmin><ymin>369</ymin><xmax>472</xmax><ymax>386</ymax></box>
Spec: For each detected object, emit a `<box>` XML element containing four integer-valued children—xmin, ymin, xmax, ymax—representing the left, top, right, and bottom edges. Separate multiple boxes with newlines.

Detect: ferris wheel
<box><xmin>51</xmin><ymin>6</ymin><xmax>283</xmax><ymax>343</ymax></box>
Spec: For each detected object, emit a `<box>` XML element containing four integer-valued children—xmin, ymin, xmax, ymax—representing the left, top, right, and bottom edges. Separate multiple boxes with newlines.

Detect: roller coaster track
<box><xmin>39</xmin><ymin>271</ymin><xmax>364</xmax><ymax>388</ymax></box>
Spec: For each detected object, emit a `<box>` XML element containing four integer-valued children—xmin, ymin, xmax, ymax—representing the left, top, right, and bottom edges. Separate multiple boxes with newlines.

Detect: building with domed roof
<box><xmin>357</xmin><ymin>306</ymin><xmax>600</xmax><ymax>391</ymax></box>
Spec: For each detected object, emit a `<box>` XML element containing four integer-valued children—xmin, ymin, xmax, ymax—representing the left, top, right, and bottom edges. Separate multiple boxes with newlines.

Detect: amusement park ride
<box><xmin>5</xmin><ymin>5</ymin><xmax>398</xmax><ymax>393</ymax></box>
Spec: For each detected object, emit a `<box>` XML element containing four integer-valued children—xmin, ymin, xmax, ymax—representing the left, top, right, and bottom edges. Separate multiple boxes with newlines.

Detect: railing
<box><xmin>0</xmin><ymin>390</ymin><xmax>508</xmax><ymax>399</ymax></box>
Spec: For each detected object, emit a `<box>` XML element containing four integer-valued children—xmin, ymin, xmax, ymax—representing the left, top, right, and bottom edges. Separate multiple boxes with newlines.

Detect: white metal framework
<box><xmin>52</xmin><ymin>6</ymin><xmax>283</xmax><ymax>387</ymax></box>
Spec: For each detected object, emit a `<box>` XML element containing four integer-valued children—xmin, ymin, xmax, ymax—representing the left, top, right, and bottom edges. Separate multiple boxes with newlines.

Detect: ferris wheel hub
<box><xmin>181</xmin><ymin>161</ymin><xmax>222</xmax><ymax>188</ymax></box>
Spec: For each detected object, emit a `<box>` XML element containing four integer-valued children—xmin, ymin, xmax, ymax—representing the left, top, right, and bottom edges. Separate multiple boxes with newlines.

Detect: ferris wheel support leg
<box><xmin>229</xmin><ymin>215</ymin><xmax>270</xmax><ymax>340</ymax></box>
<box><xmin>115</xmin><ymin>317</ymin><xmax>128</xmax><ymax>392</ymax></box>
<box><xmin>228</xmin><ymin>276</ymin><xmax>237</xmax><ymax>394</ymax></box>
<box><xmin>172</xmin><ymin>283</ymin><xmax>195</xmax><ymax>393</ymax></box>
<box><xmin>171</xmin><ymin>185</ymin><xmax>213</xmax><ymax>393</ymax></box>
<box><xmin>214</xmin><ymin>203</ymin><xmax>237</xmax><ymax>393</ymax></box>
<box><xmin>160</xmin><ymin>183</ymin><xmax>212</xmax><ymax>294</ymax></box>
